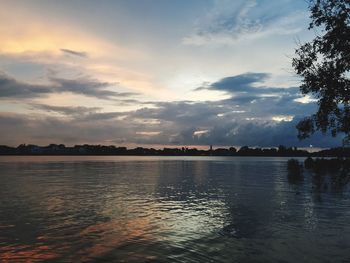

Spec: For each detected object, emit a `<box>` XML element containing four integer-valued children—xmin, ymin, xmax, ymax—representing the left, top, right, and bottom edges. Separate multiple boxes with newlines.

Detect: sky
<box><xmin>0</xmin><ymin>0</ymin><xmax>344</xmax><ymax>148</ymax></box>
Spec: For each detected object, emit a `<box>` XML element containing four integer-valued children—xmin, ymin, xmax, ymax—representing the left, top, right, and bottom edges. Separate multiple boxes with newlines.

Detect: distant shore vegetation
<box><xmin>1</xmin><ymin>144</ymin><xmax>350</xmax><ymax>157</ymax></box>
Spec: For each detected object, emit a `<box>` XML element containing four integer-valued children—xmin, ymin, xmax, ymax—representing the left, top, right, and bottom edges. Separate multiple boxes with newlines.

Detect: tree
<box><xmin>292</xmin><ymin>0</ymin><xmax>350</xmax><ymax>145</ymax></box>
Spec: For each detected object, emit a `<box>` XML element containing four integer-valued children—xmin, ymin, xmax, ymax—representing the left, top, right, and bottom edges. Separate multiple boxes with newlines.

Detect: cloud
<box><xmin>187</xmin><ymin>118</ymin><xmax>343</xmax><ymax>147</ymax></box>
<box><xmin>0</xmin><ymin>72</ymin><xmax>339</xmax><ymax>148</ymax></box>
<box><xmin>29</xmin><ymin>103</ymin><xmax>128</xmax><ymax>122</ymax></box>
<box><xmin>196</xmin><ymin>72</ymin><xmax>301</xmax><ymax>104</ymax></box>
<box><xmin>49</xmin><ymin>76</ymin><xmax>138</xmax><ymax>99</ymax></box>
<box><xmin>0</xmin><ymin>73</ymin><xmax>52</xmax><ymax>98</ymax></box>
<box><xmin>30</xmin><ymin>104</ymin><xmax>101</xmax><ymax>116</ymax></box>
<box><xmin>0</xmin><ymin>110</ymin><xmax>342</xmax><ymax>148</ymax></box>
<box><xmin>197</xmin><ymin>72</ymin><xmax>269</xmax><ymax>92</ymax></box>
<box><xmin>130</xmin><ymin>101</ymin><xmax>336</xmax><ymax>147</ymax></box>
<box><xmin>60</xmin><ymin>48</ymin><xmax>88</xmax><ymax>58</ymax></box>
<box><xmin>183</xmin><ymin>0</ymin><xmax>307</xmax><ymax>46</ymax></box>
<box><xmin>0</xmin><ymin>6</ymin><xmax>156</xmax><ymax>97</ymax></box>
<box><xmin>0</xmin><ymin>72</ymin><xmax>138</xmax><ymax>100</ymax></box>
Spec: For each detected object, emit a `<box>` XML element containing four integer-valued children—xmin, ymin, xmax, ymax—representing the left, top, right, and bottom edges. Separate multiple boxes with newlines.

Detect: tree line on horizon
<box><xmin>0</xmin><ymin>143</ymin><xmax>350</xmax><ymax>157</ymax></box>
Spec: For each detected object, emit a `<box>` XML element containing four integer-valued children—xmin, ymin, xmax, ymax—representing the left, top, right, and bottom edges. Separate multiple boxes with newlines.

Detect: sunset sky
<box><xmin>0</xmin><ymin>0</ymin><xmax>343</xmax><ymax>148</ymax></box>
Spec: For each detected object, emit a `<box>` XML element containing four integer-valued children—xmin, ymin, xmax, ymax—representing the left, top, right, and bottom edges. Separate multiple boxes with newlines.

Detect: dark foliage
<box><xmin>2</xmin><ymin>144</ymin><xmax>350</xmax><ymax>157</ymax></box>
<box><xmin>289</xmin><ymin>157</ymin><xmax>350</xmax><ymax>191</ymax></box>
<box><xmin>0</xmin><ymin>144</ymin><xmax>310</xmax><ymax>156</ymax></box>
<box><xmin>287</xmin><ymin>159</ymin><xmax>303</xmax><ymax>173</ymax></box>
<box><xmin>304</xmin><ymin>157</ymin><xmax>350</xmax><ymax>174</ymax></box>
<box><xmin>292</xmin><ymin>0</ymin><xmax>350</xmax><ymax>144</ymax></box>
<box><xmin>304</xmin><ymin>156</ymin><xmax>315</xmax><ymax>169</ymax></box>
<box><xmin>287</xmin><ymin>159</ymin><xmax>304</xmax><ymax>183</ymax></box>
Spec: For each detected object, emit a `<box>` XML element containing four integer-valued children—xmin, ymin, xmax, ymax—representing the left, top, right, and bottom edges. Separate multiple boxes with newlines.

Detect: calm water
<box><xmin>0</xmin><ymin>156</ymin><xmax>349</xmax><ymax>263</ymax></box>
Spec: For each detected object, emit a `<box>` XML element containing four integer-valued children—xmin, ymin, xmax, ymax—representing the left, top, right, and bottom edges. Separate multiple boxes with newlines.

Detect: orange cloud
<box><xmin>0</xmin><ymin>6</ymin><xmax>168</xmax><ymax>99</ymax></box>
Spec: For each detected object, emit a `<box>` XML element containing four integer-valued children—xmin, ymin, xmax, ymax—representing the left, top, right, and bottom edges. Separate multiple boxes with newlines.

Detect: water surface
<box><xmin>0</xmin><ymin>156</ymin><xmax>349</xmax><ymax>262</ymax></box>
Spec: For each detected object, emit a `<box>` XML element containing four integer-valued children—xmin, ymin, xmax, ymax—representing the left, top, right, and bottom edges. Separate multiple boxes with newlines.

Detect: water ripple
<box><xmin>0</xmin><ymin>156</ymin><xmax>350</xmax><ymax>262</ymax></box>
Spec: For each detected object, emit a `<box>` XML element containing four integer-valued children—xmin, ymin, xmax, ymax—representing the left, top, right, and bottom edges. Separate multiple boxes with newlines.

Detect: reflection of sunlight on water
<box><xmin>78</xmin><ymin>217</ymin><xmax>155</xmax><ymax>261</ymax></box>
<box><xmin>0</xmin><ymin>244</ymin><xmax>59</xmax><ymax>263</ymax></box>
<box><xmin>303</xmin><ymin>199</ymin><xmax>318</xmax><ymax>230</ymax></box>
<box><xmin>154</xmin><ymin>199</ymin><xmax>228</xmax><ymax>242</ymax></box>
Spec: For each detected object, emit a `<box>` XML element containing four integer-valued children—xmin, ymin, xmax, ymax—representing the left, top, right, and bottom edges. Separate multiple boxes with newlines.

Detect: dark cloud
<box><xmin>60</xmin><ymin>48</ymin><xmax>88</xmax><ymax>58</ymax></box>
<box><xmin>197</xmin><ymin>72</ymin><xmax>300</xmax><ymax>100</ymax></box>
<box><xmin>130</xmin><ymin>101</ymin><xmax>223</xmax><ymax>127</ymax></box>
<box><xmin>30</xmin><ymin>103</ymin><xmax>127</xmax><ymax>122</ymax></box>
<box><xmin>0</xmin><ymin>73</ymin><xmax>138</xmax><ymax>100</ymax></box>
<box><xmin>186</xmin><ymin>119</ymin><xmax>343</xmax><ymax>147</ymax></box>
<box><xmin>77</xmin><ymin>112</ymin><xmax>127</xmax><ymax>122</ymax></box>
<box><xmin>49</xmin><ymin>77</ymin><xmax>138</xmax><ymax>99</ymax></box>
<box><xmin>221</xmin><ymin>95</ymin><xmax>316</xmax><ymax>118</ymax></box>
<box><xmin>0</xmin><ymin>112</ymin><xmax>133</xmax><ymax>146</ymax></box>
<box><xmin>113</xmin><ymin>93</ymin><xmax>332</xmax><ymax>147</ymax></box>
<box><xmin>31</xmin><ymin>104</ymin><xmax>101</xmax><ymax>115</ymax></box>
<box><xmin>0</xmin><ymin>110</ymin><xmax>342</xmax><ymax>148</ymax></box>
<box><xmin>0</xmin><ymin>73</ymin><xmax>52</xmax><ymax>98</ymax></box>
<box><xmin>204</xmin><ymin>73</ymin><xmax>269</xmax><ymax>92</ymax></box>
<box><xmin>0</xmin><ymin>72</ymin><xmax>341</xmax><ymax>148</ymax></box>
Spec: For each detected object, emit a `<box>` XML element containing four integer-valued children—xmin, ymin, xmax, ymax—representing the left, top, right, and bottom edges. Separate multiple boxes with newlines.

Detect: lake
<box><xmin>0</xmin><ymin>156</ymin><xmax>349</xmax><ymax>262</ymax></box>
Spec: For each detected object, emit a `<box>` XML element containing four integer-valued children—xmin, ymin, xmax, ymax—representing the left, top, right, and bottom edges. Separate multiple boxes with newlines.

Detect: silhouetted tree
<box><xmin>292</xmin><ymin>0</ymin><xmax>350</xmax><ymax>145</ymax></box>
